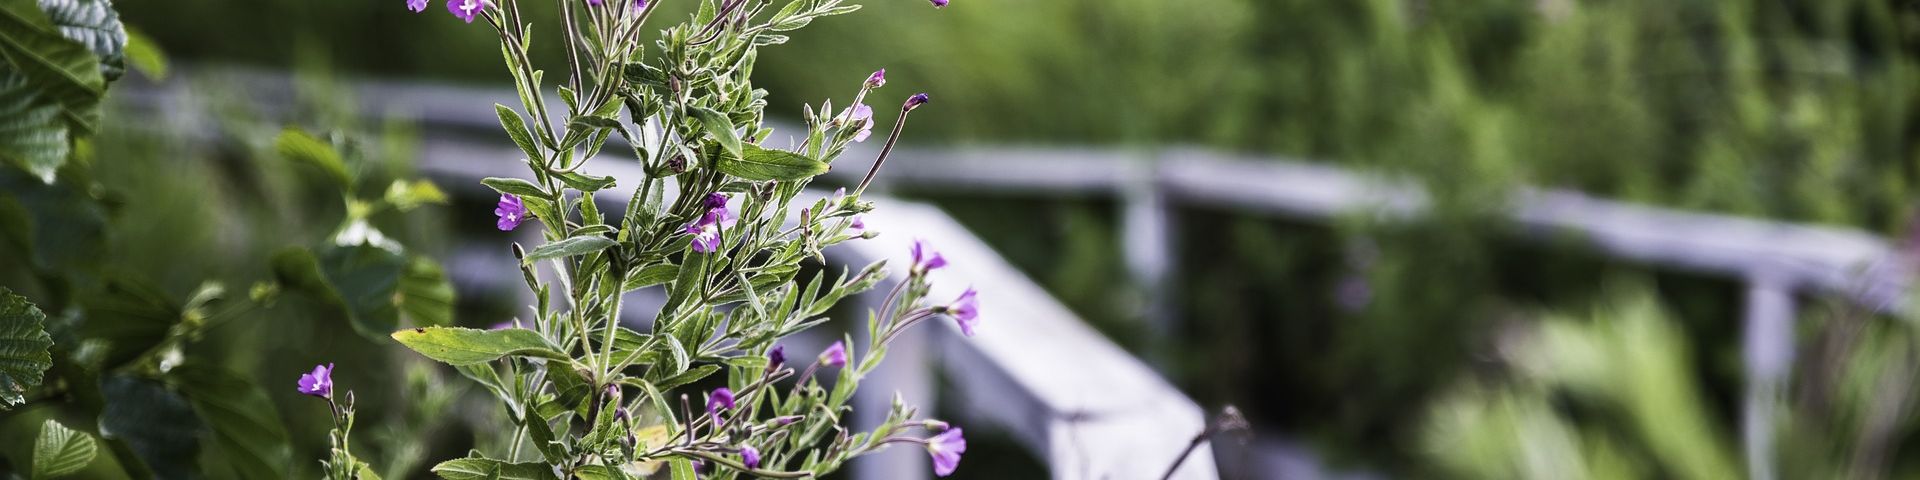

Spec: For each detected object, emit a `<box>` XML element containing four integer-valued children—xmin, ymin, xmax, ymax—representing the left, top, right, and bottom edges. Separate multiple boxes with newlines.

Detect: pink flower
<box><xmin>840</xmin><ymin>104</ymin><xmax>875</xmax><ymax>143</ymax></box>
<box><xmin>740</xmin><ymin>446</ymin><xmax>761</xmax><ymax>469</ymax></box>
<box><xmin>447</xmin><ymin>0</ymin><xmax>487</xmax><ymax>23</ymax></box>
<box><xmin>406</xmin><ymin>0</ymin><xmax>428</xmax><ymax>12</ymax></box>
<box><xmin>911</xmin><ymin>238</ymin><xmax>947</xmax><ymax>272</ymax></box>
<box><xmin>865</xmin><ymin>69</ymin><xmax>887</xmax><ymax>89</ymax></box>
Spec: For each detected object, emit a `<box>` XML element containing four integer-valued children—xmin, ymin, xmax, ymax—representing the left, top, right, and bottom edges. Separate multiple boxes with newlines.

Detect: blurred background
<box><xmin>5</xmin><ymin>0</ymin><xmax>1920</xmax><ymax>478</ymax></box>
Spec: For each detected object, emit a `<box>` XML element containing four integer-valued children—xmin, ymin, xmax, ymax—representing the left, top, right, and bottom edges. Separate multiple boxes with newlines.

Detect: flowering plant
<box><xmin>300</xmin><ymin>0</ymin><xmax>976</xmax><ymax>478</ymax></box>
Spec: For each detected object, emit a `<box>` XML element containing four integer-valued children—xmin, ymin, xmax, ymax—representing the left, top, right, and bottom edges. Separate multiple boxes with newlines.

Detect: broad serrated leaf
<box><xmin>496</xmin><ymin>104</ymin><xmax>541</xmax><ymax>162</ymax></box>
<box><xmin>0</xmin><ymin>0</ymin><xmax>104</xmax><ymax>132</ymax></box>
<box><xmin>32</xmin><ymin>419</ymin><xmax>96</xmax><ymax>479</ymax></box>
<box><xmin>38</xmin><ymin>0</ymin><xmax>124</xmax><ymax>82</ymax></box>
<box><xmin>522</xmin><ymin>235</ymin><xmax>617</xmax><ymax>263</ymax></box>
<box><xmin>0</xmin><ymin>287</ymin><xmax>52</xmax><ymax>408</ymax></box>
<box><xmin>689</xmin><ymin>107</ymin><xmax>741</xmax><ymax>160</ymax></box>
<box><xmin>431</xmin><ymin>457</ymin><xmax>560</xmax><ymax>480</ymax></box>
<box><xmin>481</xmin><ymin>177</ymin><xmax>546</xmax><ymax>198</ymax></box>
<box><xmin>717</xmin><ymin>144</ymin><xmax>827</xmax><ymax>181</ymax></box>
<box><xmin>274</xmin><ymin>128</ymin><xmax>350</xmax><ymax>188</ymax></box>
<box><xmin>166</xmin><ymin>364</ymin><xmax>292</xmax><ymax>479</ymax></box>
<box><xmin>0</xmin><ymin>70</ymin><xmax>68</xmax><ymax>183</ymax></box>
<box><xmin>391</xmin><ymin>326</ymin><xmax>566</xmax><ymax>366</ymax></box>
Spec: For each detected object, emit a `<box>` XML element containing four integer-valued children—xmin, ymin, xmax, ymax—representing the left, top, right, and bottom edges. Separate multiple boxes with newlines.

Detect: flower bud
<box><xmin>903</xmin><ymin>93</ymin><xmax>931</xmax><ymax>112</ymax></box>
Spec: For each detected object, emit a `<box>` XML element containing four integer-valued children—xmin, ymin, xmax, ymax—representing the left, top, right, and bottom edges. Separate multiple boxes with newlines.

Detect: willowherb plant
<box><xmin>298</xmin><ymin>0</ymin><xmax>978</xmax><ymax>478</ymax></box>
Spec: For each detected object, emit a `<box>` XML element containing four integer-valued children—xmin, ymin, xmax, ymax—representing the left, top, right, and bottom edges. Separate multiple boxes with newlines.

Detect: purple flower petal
<box><xmin>866</xmin><ymin>69</ymin><xmax>887</xmax><ymax>89</ymax></box>
<box><xmin>741</xmin><ymin>446</ymin><xmax>761</xmax><ymax>469</ymax></box>
<box><xmin>820</xmin><ymin>341</ymin><xmax>847</xmax><ymax>368</ymax></box>
<box><xmin>926</xmin><ymin>427</ymin><xmax>966</xmax><ymax>476</ymax></box>
<box><xmin>948</xmin><ymin>287</ymin><xmax>978</xmax><ymax>336</ymax></box>
<box><xmin>929</xmin><ymin>0</ymin><xmax>949</xmax><ymax>8</ymax></box>
<box><xmin>904</xmin><ymin>93</ymin><xmax>931</xmax><ymax>112</ymax></box>
<box><xmin>707</xmin><ymin>388</ymin><xmax>735</xmax><ymax>413</ymax></box>
<box><xmin>495</xmin><ymin>194</ymin><xmax>529</xmax><ymax>231</ymax></box>
<box><xmin>768</xmin><ymin>345</ymin><xmax>786</xmax><ymax>370</ymax></box>
<box><xmin>407</xmin><ymin>0</ymin><xmax>428</xmax><ymax>12</ymax></box>
<box><xmin>297</xmin><ymin>363</ymin><xmax>334</xmax><ymax>398</ymax></box>
<box><xmin>447</xmin><ymin>0</ymin><xmax>486</xmax><ymax>23</ymax></box>
<box><xmin>911</xmin><ymin>238</ymin><xmax>947</xmax><ymax>272</ymax></box>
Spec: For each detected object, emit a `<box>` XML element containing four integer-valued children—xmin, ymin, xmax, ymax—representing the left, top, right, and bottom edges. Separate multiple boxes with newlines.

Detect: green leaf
<box><xmin>0</xmin><ymin>0</ymin><xmax>104</xmax><ymax>132</ymax></box>
<box><xmin>385</xmin><ymin>179</ymin><xmax>448</xmax><ymax>211</ymax></box>
<box><xmin>165</xmin><ymin>364</ymin><xmax>292</xmax><ymax>480</ymax></box>
<box><xmin>99</xmin><ymin>375</ymin><xmax>200</xmax><ymax>479</ymax></box>
<box><xmin>689</xmin><ymin>107</ymin><xmax>742</xmax><ymax>160</ymax></box>
<box><xmin>668</xmin><ymin>459</ymin><xmax>696</xmax><ymax>480</ymax></box>
<box><xmin>272</xmin><ymin>245</ymin><xmax>409</xmax><ymax>340</ymax></box>
<box><xmin>651</xmin><ymin>364</ymin><xmax>718</xmax><ymax>392</ymax></box>
<box><xmin>717</xmin><ymin>144</ymin><xmax>828</xmax><ymax>181</ymax></box>
<box><xmin>568</xmin><ymin>114</ymin><xmax>621</xmax><ymax>130</ymax></box>
<box><xmin>0</xmin><ymin>287</ymin><xmax>53</xmax><ymax>408</ymax></box>
<box><xmin>661</xmin><ymin>252</ymin><xmax>708</xmax><ymax>318</ymax></box>
<box><xmin>399</xmin><ymin>256</ymin><xmax>455</xmax><ymax>327</ymax></box>
<box><xmin>431</xmin><ymin>457</ymin><xmax>560</xmax><ymax>480</ymax></box>
<box><xmin>481</xmin><ymin>177</ymin><xmax>546</xmax><ymax>198</ymax></box>
<box><xmin>77</xmin><ymin>278</ymin><xmax>181</xmax><ymax>367</ymax></box>
<box><xmin>391</xmin><ymin>326</ymin><xmax>566</xmax><ymax>366</ymax></box>
<box><xmin>0</xmin><ymin>69</ymin><xmax>68</xmax><ymax>183</ymax></box>
<box><xmin>554</xmin><ymin>170</ymin><xmax>616</xmax><ymax>192</ymax></box>
<box><xmin>522</xmin><ymin>235</ymin><xmax>617</xmax><ymax>264</ymax></box>
<box><xmin>622</xmin><ymin>263</ymin><xmax>679</xmax><ymax>291</ymax></box>
<box><xmin>572</xmin><ymin>465</ymin><xmax>633</xmax><ymax>480</ymax></box>
<box><xmin>496</xmin><ymin>103</ymin><xmax>541</xmax><ymax>162</ymax></box>
<box><xmin>119</xmin><ymin>25</ymin><xmax>160</xmax><ymax>79</ymax></box>
<box><xmin>273</xmin><ymin>128</ymin><xmax>350</xmax><ymax>188</ymax></box>
<box><xmin>38</xmin><ymin>0</ymin><xmax>125</xmax><ymax>82</ymax></box>
<box><xmin>32</xmin><ymin>419</ymin><xmax>96</xmax><ymax>479</ymax></box>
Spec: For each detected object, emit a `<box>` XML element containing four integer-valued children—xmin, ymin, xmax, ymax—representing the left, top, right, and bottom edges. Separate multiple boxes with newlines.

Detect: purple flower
<box><xmin>447</xmin><ymin>0</ymin><xmax>487</xmax><ymax>23</ymax></box>
<box><xmin>768</xmin><ymin>345</ymin><xmax>786</xmax><ymax>370</ymax></box>
<box><xmin>850</xmin><ymin>216</ymin><xmax>866</xmax><ymax>231</ymax></box>
<box><xmin>911</xmin><ymin>238</ymin><xmax>947</xmax><ymax>272</ymax></box>
<box><xmin>820</xmin><ymin>340</ymin><xmax>847</xmax><ymax>368</ymax></box>
<box><xmin>926</xmin><ymin>427</ymin><xmax>966</xmax><ymax>476</ymax></box>
<box><xmin>740</xmin><ymin>446</ymin><xmax>761</xmax><ymax>469</ymax></box>
<box><xmin>930</xmin><ymin>0</ymin><xmax>949</xmax><ymax>7</ymax></box>
<box><xmin>691</xmin><ymin>460</ymin><xmax>709</xmax><ymax>475</ymax></box>
<box><xmin>586</xmin><ymin>0</ymin><xmax>601</xmax><ymax>5</ymax></box>
<box><xmin>632</xmin><ymin>0</ymin><xmax>647</xmax><ymax>9</ymax></box>
<box><xmin>946</xmin><ymin>287</ymin><xmax>979</xmax><ymax>336</ymax></box>
<box><xmin>686</xmin><ymin>212</ymin><xmax>722</xmax><ymax>253</ymax></box>
<box><xmin>297</xmin><ymin>363</ymin><xmax>334</xmax><ymax>398</ymax></box>
<box><xmin>704</xmin><ymin>193</ymin><xmax>729</xmax><ymax>209</ymax></box>
<box><xmin>839</xmin><ymin>104</ymin><xmax>875</xmax><ymax>143</ymax></box>
<box><xmin>773</xmin><ymin>415</ymin><xmax>803</xmax><ymax>426</ymax></box>
<box><xmin>495</xmin><ymin>194</ymin><xmax>529</xmax><ymax>231</ymax></box>
<box><xmin>865</xmin><ymin>69</ymin><xmax>887</xmax><ymax>89</ymax></box>
<box><xmin>406</xmin><ymin>0</ymin><xmax>428</xmax><ymax>12</ymax></box>
<box><xmin>904</xmin><ymin>93</ymin><xmax>931</xmax><ymax>112</ymax></box>
<box><xmin>707</xmin><ymin>388</ymin><xmax>735</xmax><ymax>413</ymax></box>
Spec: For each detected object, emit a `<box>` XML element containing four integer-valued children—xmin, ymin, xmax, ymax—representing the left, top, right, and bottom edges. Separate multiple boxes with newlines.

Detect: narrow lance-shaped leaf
<box><xmin>717</xmin><ymin>144</ymin><xmax>828</xmax><ymax>181</ymax></box>
<box><xmin>689</xmin><ymin>106</ymin><xmax>742</xmax><ymax>160</ymax></box>
<box><xmin>273</xmin><ymin>128</ymin><xmax>350</xmax><ymax>188</ymax></box>
<box><xmin>430</xmin><ymin>457</ymin><xmax>561</xmax><ymax>480</ymax></box>
<box><xmin>522</xmin><ymin>235</ymin><xmax>617</xmax><ymax>263</ymax></box>
<box><xmin>391</xmin><ymin>326</ymin><xmax>567</xmax><ymax>366</ymax></box>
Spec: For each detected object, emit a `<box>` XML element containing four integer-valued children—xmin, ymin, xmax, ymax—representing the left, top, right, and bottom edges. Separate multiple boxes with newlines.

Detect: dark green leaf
<box><xmin>272</xmin><ymin>245</ymin><xmax>411</xmax><ymax>340</ymax></box>
<box><xmin>651</xmin><ymin>364</ymin><xmax>718</xmax><ymax>392</ymax></box>
<box><xmin>390</xmin><ymin>326</ymin><xmax>565</xmax><ymax>366</ymax></box>
<box><xmin>555</xmin><ymin>170</ymin><xmax>616</xmax><ymax>192</ymax></box>
<box><xmin>660</xmin><ymin>253</ymin><xmax>707</xmax><ymax>318</ymax></box>
<box><xmin>0</xmin><ymin>287</ymin><xmax>52</xmax><ymax>408</ymax></box>
<box><xmin>0</xmin><ymin>0</ymin><xmax>104</xmax><ymax>132</ymax></box>
<box><xmin>99</xmin><ymin>375</ymin><xmax>199</xmax><ymax>479</ymax></box>
<box><xmin>166</xmin><ymin>364</ymin><xmax>292</xmax><ymax>480</ymax></box>
<box><xmin>716</xmin><ymin>144</ymin><xmax>827</xmax><ymax>181</ymax></box>
<box><xmin>522</xmin><ymin>235</ymin><xmax>617</xmax><ymax>264</ymax></box>
<box><xmin>39</xmin><ymin>0</ymin><xmax>125</xmax><ymax>82</ymax></box>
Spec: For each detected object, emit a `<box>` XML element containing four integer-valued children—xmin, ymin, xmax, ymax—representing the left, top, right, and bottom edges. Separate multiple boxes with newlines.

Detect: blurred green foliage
<box><xmin>93</xmin><ymin>0</ymin><xmax>1920</xmax><ymax>475</ymax></box>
